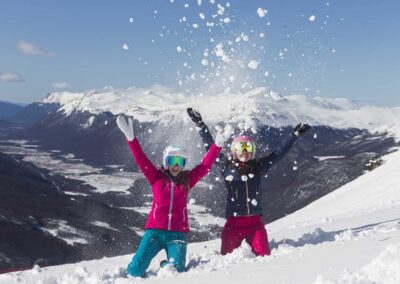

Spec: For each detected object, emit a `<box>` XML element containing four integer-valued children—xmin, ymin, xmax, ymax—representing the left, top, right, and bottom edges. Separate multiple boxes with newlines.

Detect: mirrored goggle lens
<box><xmin>234</xmin><ymin>142</ymin><xmax>254</xmax><ymax>153</ymax></box>
<box><xmin>167</xmin><ymin>156</ymin><xmax>186</xmax><ymax>167</ymax></box>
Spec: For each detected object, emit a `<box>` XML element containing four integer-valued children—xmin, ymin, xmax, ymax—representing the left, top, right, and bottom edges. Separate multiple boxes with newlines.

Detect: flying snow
<box><xmin>257</xmin><ymin>8</ymin><xmax>268</xmax><ymax>18</ymax></box>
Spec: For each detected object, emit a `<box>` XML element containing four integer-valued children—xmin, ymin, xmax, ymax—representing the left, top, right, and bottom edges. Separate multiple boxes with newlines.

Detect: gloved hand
<box><xmin>116</xmin><ymin>115</ymin><xmax>135</xmax><ymax>141</ymax></box>
<box><xmin>187</xmin><ymin>108</ymin><xmax>205</xmax><ymax>127</ymax></box>
<box><xmin>292</xmin><ymin>123</ymin><xmax>311</xmax><ymax>137</ymax></box>
<box><xmin>215</xmin><ymin>124</ymin><xmax>233</xmax><ymax>147</ymax></box>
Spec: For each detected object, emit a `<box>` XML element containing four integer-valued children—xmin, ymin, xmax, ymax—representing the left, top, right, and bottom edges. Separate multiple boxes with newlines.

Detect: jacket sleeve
<box><xmin>197</xmin><ymin>122</ymin><xmax>227</xmax><ymax>162</ymax></box>
<box><xmin>258</xmin><ymin>134</ymin><xmax>297</xmax><ymax>175</ymax></box>
<box><xmin>188</xmin><ymin>143</ymin><xmax>222</xmax><ymax>189</ymax></box>
<box><xmin>127</xmin><ymin>138</ymin><xmax>159</xmax><ymax>185</ymax></box>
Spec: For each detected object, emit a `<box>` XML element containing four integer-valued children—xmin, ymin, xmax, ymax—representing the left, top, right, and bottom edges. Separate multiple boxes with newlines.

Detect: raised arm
<box><xmin>258</xmin><ymin>123</ymin><xmax>311</xmax><ymax>174</ymax></box>
<box><xmin>188</xmin><ymin>125</ymin><xmax>231</xmax><ymax>188</ymax></box>
<box><xmin>117</xmin><ymin>115</ymin><xmax>159</xmax><ymax>184</ymax></box>
<box><xmin>187</xmin><ymin>108</ymin><xmax>227</xmax><ymax>161</ymax></box>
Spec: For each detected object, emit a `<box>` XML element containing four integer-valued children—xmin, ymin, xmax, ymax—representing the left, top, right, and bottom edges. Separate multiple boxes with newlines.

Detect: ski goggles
<box><xmin>231</xmin><ymin>141</ymin><xmax>255</xmax><ymax>153</ymax></box>
<box><xmin>166</xmin><ymin>156</ymin><xmax>186</xmax><ymax>168</ymax></box>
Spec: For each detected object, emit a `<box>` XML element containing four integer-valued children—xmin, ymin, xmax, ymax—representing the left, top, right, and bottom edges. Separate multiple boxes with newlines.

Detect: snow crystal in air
<box><xmin>241</xmin><ymin>175</ymin><xmax>248</xmax><ymax>181</ymax></box>
<box><xmin>122</xmin><ymin>44</ymin><xmax>129</xmax><ymax>50</ymax></box>
<box><xmin>199</xmin><ymin>13</ymin><xmax>205</xmax><ymax>20</ymax></box>
<box><xmin>189</xmin><ymin>198</ymin><xmax>196</xmax><ymax>205</ymax></box>
<box><xmin>217</xmin><ymin>4</ymin><xmax>225</xmax><ymax>15</ymax></box>
<box><xmin>223</xmin><ymin>17</ymin><xmax>231</xmax><ymax>23</ymax></box>
<box><xmin>251</xmin><ymin>199</ymin><xmax>258</xmax><ymax>206</ymax></box>
<box><xmin>264</xmin><ymin>71</ymin><xmax>269</xmax><ymax>77</ymax></box>
<box><xmin>257</xmin><ymin>8</ymin><xmax>267</xmax><ymax>18</ymax></box>
<box><xmin>214</xmin><ymin>43</ymin><xmax>232</xmax><ymax>63</ymax></box>
<box><xmin>314</xmin><ymin>133</ymin><xmax>318</xmax><ymax>139</ymax></box>
<box><xmin>248</xmin><ymin>173</ymin><xmax>254</xmax><ymax>179</ymax></box>
<box><xmin>193</xmin><ymin>23</ymin><xmax>200</xmax><ymax>29</ymax></box>
<box><xmin>129</xmin><ymin>18</ymin><xmax>133</xmax><ymax>23</ymax></box>
<box><xmin>201</xmin><ymin>59</ymin><xmax>209</xmax><ymax>65</ymax></box>
<box><xmin>184</xmin><ymin>3</ymin><xmax>189</xmax><ymax>8</ymax></box>
<box><xmin>225</xmin><ymin>175</ymin><xmax>234</xmax><ymax>181</ymax></box>
<box><xmin>259</xmin><ymin>33</ymin><xmax>265</xmax><ymax>38</ymax></box>
<box><xmin>293</xmin><ymin>166</ymin><xmax>298</xmax><ymax>171</ymax></box>
<box><xmin>248</xmin><ymin>60</ymin><xmax>259</xmax><ymax>70</ymax></box>
<box><xmin>177</xmin><ymin>46</ymin><xmax>183</xmax><ymax>52</ymax></box>
<box><xmin>309</xmin><ymin>15</ymin><xmax>316</xmax><ymax>22</ymax></box>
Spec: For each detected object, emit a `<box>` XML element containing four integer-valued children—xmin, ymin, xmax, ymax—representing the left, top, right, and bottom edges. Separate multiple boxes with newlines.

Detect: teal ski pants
<box><xmin>127</xmin><ymin>229</ymin><xmax>187</xmax><ymax>277</ymax></box>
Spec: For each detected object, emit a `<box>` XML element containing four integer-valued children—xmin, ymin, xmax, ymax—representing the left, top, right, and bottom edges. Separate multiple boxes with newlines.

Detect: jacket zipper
<box><xmin>183</xmin><ymin>206</ymin><xmax>186</xmax><ymax>222</ymax></box>
<box><xmin>245</xmin><ymin>180</ymin><xmax>250</xmax><ymax>215</ymax></box>
<box><xmin>168</xmin><ymin>177</ymin><xmax>174</xmax><ymax>231</ymax></box>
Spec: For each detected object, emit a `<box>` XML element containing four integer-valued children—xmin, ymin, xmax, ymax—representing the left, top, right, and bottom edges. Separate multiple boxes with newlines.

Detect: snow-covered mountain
<box><xmin>39</xmin><ymin>86</ymin><xmax>400</xmax><ymax>137</ymax></box>
<box><xmin>1</xmin><ymin>86</ymin><xmax>398</xmax><ymax>274</ymax></box>
<box><xmin>1</xmin><ymin>146</ymin><xmax>399</xmax><ymax>284</ymax></box>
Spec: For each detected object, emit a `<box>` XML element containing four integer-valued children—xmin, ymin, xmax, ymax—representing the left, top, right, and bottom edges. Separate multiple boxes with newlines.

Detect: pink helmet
<box><xmin>230</xmin><ymin>135</ymin><xmax>256</xmax><ymax>159</ymax></box>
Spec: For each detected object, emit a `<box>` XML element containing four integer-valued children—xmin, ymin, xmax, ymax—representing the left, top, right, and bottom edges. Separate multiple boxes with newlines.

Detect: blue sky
<box><xmin>0</xmin><ymin>0</ymin><xmax>399</xmax><ymax>106</ymax></box>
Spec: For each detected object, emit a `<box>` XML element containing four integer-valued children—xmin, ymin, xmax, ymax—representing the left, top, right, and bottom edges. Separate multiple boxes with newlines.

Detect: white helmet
<box><xmin>162</xmin><ymin>144</ymin><xmax>188</xmax><ymax>169</ymax></box>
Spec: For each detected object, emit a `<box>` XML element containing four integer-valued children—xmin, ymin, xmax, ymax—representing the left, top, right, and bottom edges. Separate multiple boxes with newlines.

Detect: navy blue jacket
<box><xmin>198</xmin><ymin>124</ymin><xmax>297</xmax><ymax>218</ymax></box>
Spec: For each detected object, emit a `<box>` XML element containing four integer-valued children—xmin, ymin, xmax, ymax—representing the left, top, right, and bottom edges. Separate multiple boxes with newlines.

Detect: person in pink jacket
<box><xmin>116</xmin><ymin>115</ymin><xmax>229</xmax><ymax>278</ymax></box>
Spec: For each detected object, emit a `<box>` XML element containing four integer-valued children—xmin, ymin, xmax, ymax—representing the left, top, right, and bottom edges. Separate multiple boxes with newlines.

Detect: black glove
<box><xmin>292</xmin><ymin>123</ymin><xmax>311</xmax><ymax>137</ymax></box>
<box><xmin>187</xmin><ymin>108</ymin><xmax>204</xmax><ymax>127</ymax></box>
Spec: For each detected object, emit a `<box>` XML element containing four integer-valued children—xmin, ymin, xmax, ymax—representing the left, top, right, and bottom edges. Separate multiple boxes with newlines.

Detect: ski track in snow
<box><xmin>1</xmin><ymin>149</ymin><xmax>400</xmax><ymax>284</ymax></box>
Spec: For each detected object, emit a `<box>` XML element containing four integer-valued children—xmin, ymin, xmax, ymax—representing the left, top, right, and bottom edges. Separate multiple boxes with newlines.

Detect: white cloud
<box><xmin>17</xmin><ymin>40</ymin><xmax>54</xmax><ymax>56</ymax></box>
<box><xmin>52</xmin><ymin>82</ymin><xmax>70</xmax><ymax>89</ymax></box>
<box><xmin>0</xmin><ymin>73</ymin><xmax>25</xmax><ymax>83</ymax></box>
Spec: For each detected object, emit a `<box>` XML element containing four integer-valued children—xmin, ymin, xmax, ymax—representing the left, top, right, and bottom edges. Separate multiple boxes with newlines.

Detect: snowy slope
<box><xmin>41</xmin><ymin>86</ymin><xmax>400</xmax><ymax>139</ymax></box>
<box><xmin>1</xmin><ymin>148</ymin><xmax>399</xmax><ymax>284</ymax></box>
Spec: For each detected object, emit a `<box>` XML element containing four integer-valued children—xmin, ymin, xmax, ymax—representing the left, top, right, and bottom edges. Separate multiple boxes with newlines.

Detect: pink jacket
<box><xmin>127</xmin><ymin>138</ymin><xmax>222</xmax><ymax>233</ymax></box>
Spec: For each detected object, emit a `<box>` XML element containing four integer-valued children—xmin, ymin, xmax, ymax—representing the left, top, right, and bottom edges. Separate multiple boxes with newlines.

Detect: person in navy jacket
<box><xmin>187</xmin><ymin>108</ymin><xmax>311</xmax><ymax>256</ymax></box>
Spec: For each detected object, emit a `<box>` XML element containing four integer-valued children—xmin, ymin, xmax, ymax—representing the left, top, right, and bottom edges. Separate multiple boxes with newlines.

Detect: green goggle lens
<box><xmin>166</xmin><ymin>156</ymin><xmax>186</xmax><ymax>168</ymax></box>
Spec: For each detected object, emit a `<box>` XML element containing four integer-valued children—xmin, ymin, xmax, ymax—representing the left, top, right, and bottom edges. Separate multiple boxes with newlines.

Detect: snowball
<box><xmin>248</xmin><ymin>60</ymin><xmax>259</xmax><ymax>70</ymax></box>
<box><xmin>257</xmin><ymin>8</ymin><xmax>267</xmax><ymax>18</ymax></box>
<box><xmin>309</xmin><ymin>15</ymin><xmax>316</xmax><ymax>22</ymax></box>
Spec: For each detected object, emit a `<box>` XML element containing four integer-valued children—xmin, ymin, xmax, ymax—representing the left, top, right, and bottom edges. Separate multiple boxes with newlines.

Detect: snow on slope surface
<box><xmin>41</xmin><ymin>86</ymin><xmax>400</xmax><ymax>139</ymax></box>
<box><xmin>1</xmin><ymin>149</ymin><xmax>399</xmax><ymax>284</ymax></box>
